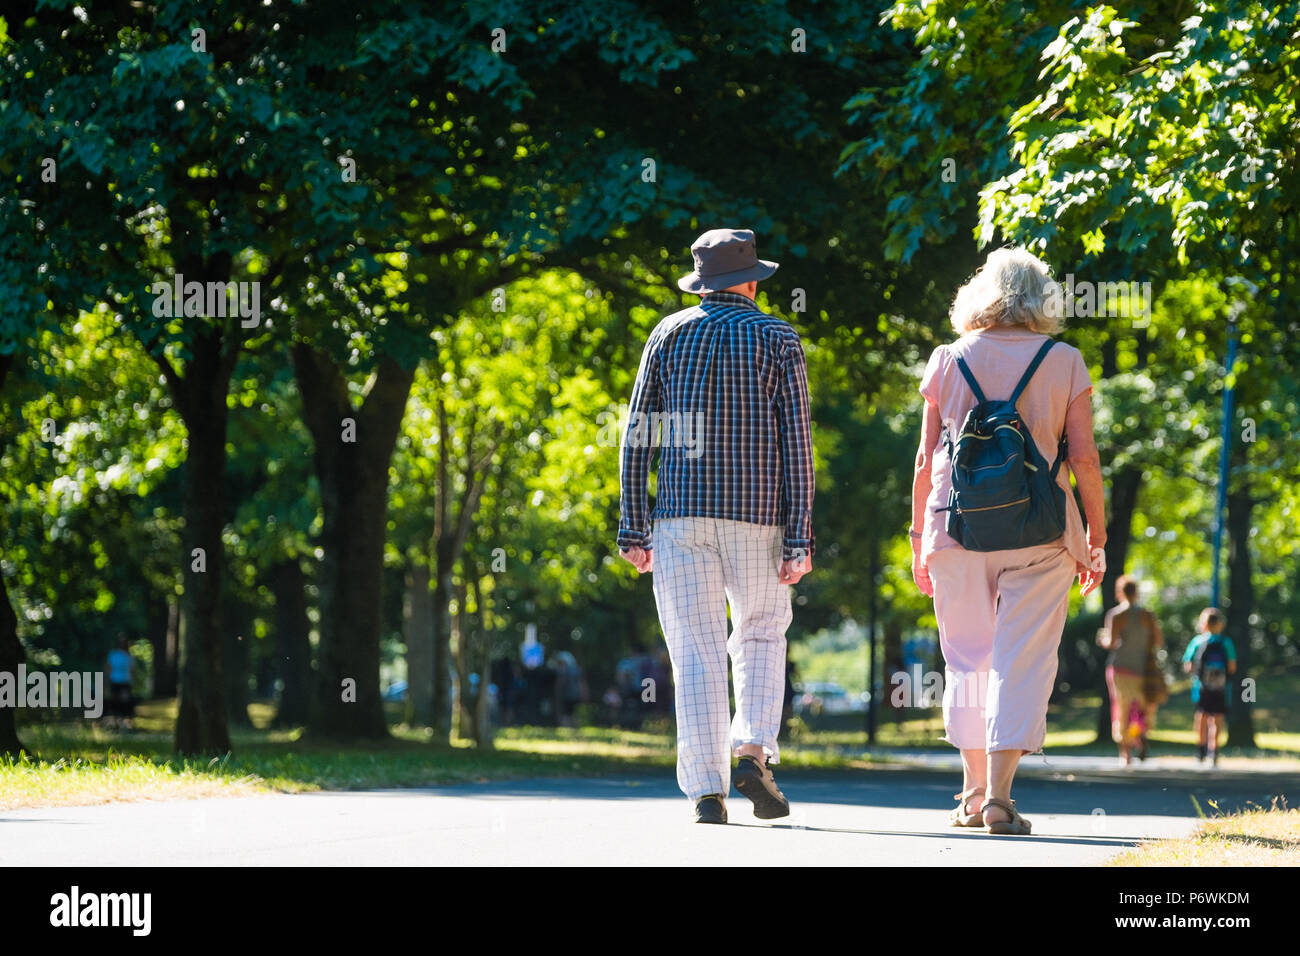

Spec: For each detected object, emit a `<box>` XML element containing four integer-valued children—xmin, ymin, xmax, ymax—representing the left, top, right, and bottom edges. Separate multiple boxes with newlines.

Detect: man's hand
<box><xmin>620</xmin><ymin>546</ymin><xmax>653</xmax><ymax>574</ymax></box>
<box><xmin>778</xmin><ymin>553</ymin><xmax>812</xmax><ymax>585</ymax></box>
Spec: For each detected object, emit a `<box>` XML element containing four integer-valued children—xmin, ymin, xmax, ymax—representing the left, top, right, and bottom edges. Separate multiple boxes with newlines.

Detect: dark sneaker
<box><xmin>733</xmin><ymin>754</ymin><xmax>790</xmax><ymax>819</ymax></box>
<box><xmin>694</xmin><ymin>794</ymin><xmax>727</xmax><ymax>824</ymax></box>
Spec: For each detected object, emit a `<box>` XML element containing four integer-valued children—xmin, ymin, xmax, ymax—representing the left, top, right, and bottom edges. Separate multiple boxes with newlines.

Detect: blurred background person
<box><xmin>105</xmin><ymin>635</ymin><xmax>136</xmax><ymax>731</ymax></box>
<box><xmin>1098</xmin><ymin>575</ymin><xmax>1163</xmax><ymax>765</ymax></box>
<box><xmin>1183</xmin><ymin>608</ymin><xmax>1236</xmax><ymax>766</ymax></box>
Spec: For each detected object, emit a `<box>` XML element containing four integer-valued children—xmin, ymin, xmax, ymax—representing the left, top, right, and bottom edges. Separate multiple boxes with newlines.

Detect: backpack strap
<box><xmin>1193</xmin><ymin>636</ymin><xmax>1216</xmax><ymax>672</ymax></box>
<box><xmin>1050</xmin><ymin>431</ymin><xmax>1069</xmax><ymax>480</ymax></box>
<box><xmin>1009</xmin><ymin>339</ymin><xmax>1056</xmax><ymax>405</ymax></box>
<box><xmin>950</xmin><ymin>347</ymin><xmax>988</xmax><ymax>405</ymax></box>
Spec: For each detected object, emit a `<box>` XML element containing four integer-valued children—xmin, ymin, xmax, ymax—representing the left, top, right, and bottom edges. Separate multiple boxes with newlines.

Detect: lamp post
<box><xmin>1210</xmin><ymin>319</ymin><xmax>1237</xmax><ymax>608</ymax></box>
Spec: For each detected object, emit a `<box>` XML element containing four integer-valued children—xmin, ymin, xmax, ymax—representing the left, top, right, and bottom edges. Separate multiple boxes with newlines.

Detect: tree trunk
<box><xmin>1101</xmin><ymin>466</ymin><xmax>1142</xmax><ymax>615</ymax></box>
<box><xmin>403</xmin><ymin>560</ymin><xmax>434</xmax><ymax>726</ymax></box>
<box><xmin>431</xmin><ymin>563</ymin><xmax>454</xmax><ymax>743</ymax></box>
<box><xmin>309</xmin><ymin>440</ymin><xmax>392</xmax><ymax>737</ymax></box>
<box><xmin>453</xmin><ymin>577</ymin><xmax>474</xmax><ymax>740</ymax></box>
<box><xmin>224</xmin><ymin>592</ymin><xmax>253</xmax><ymax>728</ymax></box>
<box><xmin>293</xmin><ymin>345</ymin><xmax>414</xmax><ymax>740</ymax></box>
<box><xmin>174</xmin><ymin>333</ymin><xmax>234</xmax><ymax>756</ymax></box>
<box><xmin>0</xmin><ymin>559</ymin><xmax>25</xmax><ymax>756</ymax></box>
<box><xmin>882</xmin><ymin>619</ymin><xmax>903</xmax><ymax>722</ymax></box>
<box><xmin>270</xmin><ymin>557</ymin><xmax>313</xmax><ymax>728</ymax></box>
<box><xmin>148</xmin><ymin>595</ymin><xmax>179</xmax><ymax>699</ymax></box>
<box><xmin>427</xmin><ymin>398</ymin><xmax>499</xmax><ymax>744</ymax></box>
<box><xmin>1100</xmin><ymin>337</ymin><xmax>1119</xmax><ymax>380</ymax></box>
<box><xmin>0</xmin><ymin>352</ymin><xmax>20</xmax><ymax>755</ymax></box>
<box><xmin>472</xmin><ymin>573</ymin><xmax>494</xmax><ymax>749</ymax></box>
<box><xmin>1225</xmin><ymin>489</ymin><xmax>1257</xmax><ymax>748</ymax></box>
<box><xmin>454</xmin><ymin>557</ymin><xmax>493</xmax><ymax>748</ymax></box>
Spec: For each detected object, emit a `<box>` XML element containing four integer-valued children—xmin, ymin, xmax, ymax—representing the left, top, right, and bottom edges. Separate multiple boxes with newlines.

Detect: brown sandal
<box><xmin>949</xmin><ymin>787</ymin><xmax>985</xmax><ymax>827</ymax></box>
<box><xmin>982</xmin><ymin>796</ymin><xmax>1032</xmax><ymax>835</ymax></box>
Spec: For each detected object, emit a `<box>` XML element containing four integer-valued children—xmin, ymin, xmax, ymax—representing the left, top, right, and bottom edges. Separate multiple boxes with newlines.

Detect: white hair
<box><xmin>950</xmin><ymin>247</ymin><xmax>1064</xmax><ymax>336</ymax></box>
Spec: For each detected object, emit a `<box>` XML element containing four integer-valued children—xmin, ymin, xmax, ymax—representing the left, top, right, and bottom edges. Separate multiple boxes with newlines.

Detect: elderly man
<box><xmin>618</xmin><ymin>228</ymin><xmax>815</xmax><ymax>824</ymax></box>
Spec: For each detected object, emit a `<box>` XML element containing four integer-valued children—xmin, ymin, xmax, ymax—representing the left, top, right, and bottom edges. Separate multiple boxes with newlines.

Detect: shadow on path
<box><xmin>376</xmin><ymin>768</ymin><xmax>1296</xmax><ymax>821</ymax></box>
<box><xmin>729</xmin><ymin>822</ymin><xmax>1144</xmax><ymax>847</ymax></box>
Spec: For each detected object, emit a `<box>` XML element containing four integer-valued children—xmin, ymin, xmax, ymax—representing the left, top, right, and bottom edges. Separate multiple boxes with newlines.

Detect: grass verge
<box><xmin>2</xmin><ymin>702</ymin><xmax>881</xmax><ymax>811</ymax></box>
<box><xmin>1108</xmin><ymin>801</ymin><xmax>1299</xmax><ymax>866</ymax></box>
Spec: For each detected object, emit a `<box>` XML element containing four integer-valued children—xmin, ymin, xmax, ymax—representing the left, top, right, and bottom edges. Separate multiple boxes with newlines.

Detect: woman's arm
<box><xmin>1066</xmin><ymin>391</ymin><xmax>1106</xmax><ymax>540</ymax></box>
<box><xmin>910</xmin><ymin>401</ymin><xmax>943</xmax><ymax>596</ymax></box>
<box><xmin>1066</xmin><ymin>390</ymin><xmax>1107</xmax><ymax>597</ymax></box>
<box><xmin>1097</xmin><ymin>607</ymin><xmax>1116</xmax><ymax>649</ymax></box>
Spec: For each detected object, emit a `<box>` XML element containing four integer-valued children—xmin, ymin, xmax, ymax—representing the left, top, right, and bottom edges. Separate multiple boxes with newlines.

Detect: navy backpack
<box><xmin>939</xmin><ymin>339</ymin><xmax>1069</xmax><ymax>552</ymax></box>
<box><xmin>1195</xmin><ymin>635</ymin><xmax>1231</xmax><ymax>692</ymax></box>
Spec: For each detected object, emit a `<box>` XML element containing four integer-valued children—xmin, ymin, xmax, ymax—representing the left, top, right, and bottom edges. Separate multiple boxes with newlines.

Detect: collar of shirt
<box><xmin>700</xmin><ymin>291</ymin><xmax>762</xmax><ymax>311</ymax></box>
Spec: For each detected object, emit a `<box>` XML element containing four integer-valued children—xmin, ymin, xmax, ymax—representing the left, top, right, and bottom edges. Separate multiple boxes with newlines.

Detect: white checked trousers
<box><xmin>651</xmin><ymin>517</ymin><xmax>792</xmax><ymax>801</ymax></box>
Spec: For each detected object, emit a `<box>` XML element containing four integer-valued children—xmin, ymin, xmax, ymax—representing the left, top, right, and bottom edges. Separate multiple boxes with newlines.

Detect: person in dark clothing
<box><xmin>491</xmin><ymin>656</ymin><xmax>516</xmax><ymax>727</ymax></box>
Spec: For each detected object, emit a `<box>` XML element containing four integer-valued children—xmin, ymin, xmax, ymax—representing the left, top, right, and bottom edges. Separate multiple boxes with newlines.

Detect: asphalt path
<box><xmin>5</xmin><ymin>766</ymin><xmax>1294</xmax><ymax>866</ymax></box>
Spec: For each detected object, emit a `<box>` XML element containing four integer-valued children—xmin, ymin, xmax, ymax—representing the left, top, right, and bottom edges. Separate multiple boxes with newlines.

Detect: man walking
<box><xmin>618</xmin><ymin>228</ymin><xmax>815</xmax><ymax>824</ymax></box>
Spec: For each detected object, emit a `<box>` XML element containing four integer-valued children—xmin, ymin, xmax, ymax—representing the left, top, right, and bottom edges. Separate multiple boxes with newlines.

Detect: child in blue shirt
<box><xmin>1181</xmin><ymin>608</ymin><xmax>1236</xmax><ymax>765</ymax></box>
<box><xmin>106</xmin><ymin>636</ymin><xmax>136</xmax><ymax>729</ymax></box>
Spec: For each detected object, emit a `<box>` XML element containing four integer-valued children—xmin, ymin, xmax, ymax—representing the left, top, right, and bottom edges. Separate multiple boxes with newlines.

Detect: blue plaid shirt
<box><xmin>617</xmin><ymin>292</ymin><xmax>815</xmax><ymax>561</ymax></box>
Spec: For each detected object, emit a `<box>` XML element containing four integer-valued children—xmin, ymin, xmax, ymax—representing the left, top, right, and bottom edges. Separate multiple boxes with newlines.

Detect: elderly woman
<box><xmin>910</xmin><ymin>248</ymin><xmax>1107</xmax><ymax>835</ymax></box>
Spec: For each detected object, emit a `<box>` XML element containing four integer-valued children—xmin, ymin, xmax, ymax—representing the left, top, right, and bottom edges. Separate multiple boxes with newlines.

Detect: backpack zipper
<box><xmin>957</xmin><ymin>495</ymin><xmax>1030</xmax><ymax>514</ymax></box>
<box><xmin>958</xmin><ymin>424</ymin><xmax>1024</xmax><ymax>442</ymax></box>
<box><xmin>966</xmin><ymin>452</ymin><xmax>1019</xmax><ymax>473</ymax></box>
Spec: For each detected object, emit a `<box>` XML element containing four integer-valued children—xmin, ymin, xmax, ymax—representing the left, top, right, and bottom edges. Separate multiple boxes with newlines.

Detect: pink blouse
<box><xmin>919</xmin><ymin>327</ymin><xmax>1094</xmax><ymax>568</ymax></box>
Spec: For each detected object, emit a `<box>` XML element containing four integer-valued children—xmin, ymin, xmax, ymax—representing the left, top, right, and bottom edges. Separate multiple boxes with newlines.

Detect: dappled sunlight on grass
<box><xmin>5</xmin><ymin>685</ymin><xmax>1295</xmax><ymax>811</ymax></box>
<box><xmin>0</xmin><ymin>751</ymin><xmax>264</xmax><ymax>811</ymax></box>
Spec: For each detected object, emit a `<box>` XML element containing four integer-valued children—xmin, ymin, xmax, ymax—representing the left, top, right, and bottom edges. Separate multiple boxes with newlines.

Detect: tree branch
<box><xmin>357</xmin><ymin>354</ymin><xmax>415</xmax><ymax>466</ymax></box>
<box><xmin>290</xmin><ymin>341</ymin><xmax>352</xmax><ymax>457</ymax></box>
<box><xmin>435</xmin><ymin>396</ymin><xmax>449</xmax><ymax>544</ymax></box>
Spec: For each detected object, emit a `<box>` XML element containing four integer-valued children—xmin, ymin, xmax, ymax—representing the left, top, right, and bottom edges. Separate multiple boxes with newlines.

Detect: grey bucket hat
<box><xmin>677</xmin><ymin>228</ymin><xmax>779</xmax><ymax>294</ymax></box>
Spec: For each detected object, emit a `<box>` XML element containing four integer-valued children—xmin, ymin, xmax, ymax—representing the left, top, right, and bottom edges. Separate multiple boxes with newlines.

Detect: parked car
<box><xmin>793</xmin><ymin>681</ymin><xmax>865</xmax><ymax>716</ymax></box>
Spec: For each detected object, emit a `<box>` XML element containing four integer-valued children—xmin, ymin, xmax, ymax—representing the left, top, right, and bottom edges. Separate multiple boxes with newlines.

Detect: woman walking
<box><xmin>1099</xmin><ymin>575</ymin><xmax>1164</xmax><ymax>765</ymax></box>
<box><xmin>910</xmin><ymin>248</ymin><xmax>1107</xmax><ymax>834</ymax></box>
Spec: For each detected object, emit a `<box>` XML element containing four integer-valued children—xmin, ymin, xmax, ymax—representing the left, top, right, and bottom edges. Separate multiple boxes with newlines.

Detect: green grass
<box><xmin>797</xmin><ymin>664</ymin><xmax>1300</xmax><ymax>760</ymax></box>
<box><xmin>1108</xmin><ymin>801</ymin><xmax>1300</xmax><ymax>866</ymax></box>
<box><xmin>0</xmin><ymin>702</ymin><xmax>626</xmax><ymax>810</ymax></box>
<box><xmin>2</xmin><ymin>702</ymin><xmax>886</xmax><ymax>811</ymax></box>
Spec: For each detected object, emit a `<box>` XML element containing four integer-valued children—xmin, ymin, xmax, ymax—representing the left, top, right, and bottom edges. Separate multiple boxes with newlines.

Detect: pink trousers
<box><xmin>926</xmin><ymin>544</ymin><xmax>1076</xmax><ymax>753</ymax></box>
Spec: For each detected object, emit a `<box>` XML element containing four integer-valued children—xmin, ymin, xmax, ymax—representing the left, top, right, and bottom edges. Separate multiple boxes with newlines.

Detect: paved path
<box><xmin>4</xmin><ymin>768</ymin><xmax>1294</xmax><ymax>866</ymax></box>
<box><xmin>875</xmin><ymin>749</ymin><xmax>1300</xmax><ymax>780</ymax></box>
